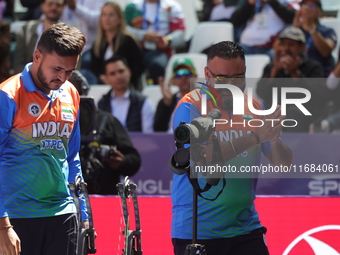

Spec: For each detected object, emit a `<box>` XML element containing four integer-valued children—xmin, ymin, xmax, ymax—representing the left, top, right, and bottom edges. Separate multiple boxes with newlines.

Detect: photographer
<box><xmin>70</xmin><ymin>71</ymin><xmax>141</xmax><ymax>195</ymax></box>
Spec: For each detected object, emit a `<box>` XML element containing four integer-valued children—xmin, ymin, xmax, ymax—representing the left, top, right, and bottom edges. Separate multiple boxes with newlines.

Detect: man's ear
<box><xmin>33</xmin><ymin>49</ymin><xmax>42</xmax><ymax>63</ymax></box>
<box><xmin>204</xmin><ymin>66</ymin><xmax>209</xmax><ymax>79</ymax></box>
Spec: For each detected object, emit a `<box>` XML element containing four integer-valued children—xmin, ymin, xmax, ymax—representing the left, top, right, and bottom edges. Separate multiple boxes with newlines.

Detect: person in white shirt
<box><xmin>97</xmin><ymin>55</ymin><xmax>155</xmax><ymax>133</ymax></box>
<box><xmin>124</xmin><ymin>0</ymin><xmax>186</xmax><ymax>84</ymax></box>
<box><xmin>231</xmin><ymin>0</ymin><xmax>299</xmax><ymax>59</ymax></box>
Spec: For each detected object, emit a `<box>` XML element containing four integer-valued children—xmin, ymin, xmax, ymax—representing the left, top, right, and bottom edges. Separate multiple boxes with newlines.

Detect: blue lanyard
<box><xmin>255</xmin><ymin>0</ymin><xmax>261</xmax><ymax>13</ymax></box>
<box><xmin>142</xmin><ymin>0</ymin><xmax>161</xmax><ymax>31</ymax></box>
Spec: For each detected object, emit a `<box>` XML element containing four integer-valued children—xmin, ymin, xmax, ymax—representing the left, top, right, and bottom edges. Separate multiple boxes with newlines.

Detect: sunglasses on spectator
<box><xmin>174</xmin><ymin>70</ymin><xmax>194</xmax><ymax>78</ymax></box>
<box><xmin>46</xmin><ymin>1</ymin><xmax>64</xmax><ymax>8</ymax></box>
<box><xmin>206</xmin><ymin>66</ymin><xmax>245</xmax><ymax>84</ymax></box>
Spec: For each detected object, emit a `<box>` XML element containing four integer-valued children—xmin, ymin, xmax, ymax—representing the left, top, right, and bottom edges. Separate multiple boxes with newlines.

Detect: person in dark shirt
<box><xmin>292</xmin><ymin>0</ymin><xmax>337</xmax><ymax>77</ymax></box>
<box><xmin>70</xmin><ymin>70</ymin><xmax>141</xmax><ymax>195</ymax></box>
<box><xmin>256</xmin><ymin>26</ymin><xmax>326</xmax><ymax>132</ymax></box>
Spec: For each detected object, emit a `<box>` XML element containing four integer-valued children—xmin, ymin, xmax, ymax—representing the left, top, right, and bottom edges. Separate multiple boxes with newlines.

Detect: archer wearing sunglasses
<box><xmin>171</xmin><ymin>41</ymin><xmax>292</xmax><ymax>255</ymax></box>
<box><xmin>205</xmin><ymin>58</ymin><xmax>246</xmax><ymax>111</ymax></box>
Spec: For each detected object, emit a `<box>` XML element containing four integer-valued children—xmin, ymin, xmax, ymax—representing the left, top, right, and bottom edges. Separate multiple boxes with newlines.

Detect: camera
<box><xmin>99</xmin><ymin>145</ymin><xmax>117</xmax><ymax>159</ymax></box>
<box><xmin>174</xmin><ymin>108</ymin><xmax>222</xmax><ymax>144</ymax></box>
<box><xmin>169</xmin><ymin>109</ymin><xmax>222</xmax><ymax>175</ymax></box>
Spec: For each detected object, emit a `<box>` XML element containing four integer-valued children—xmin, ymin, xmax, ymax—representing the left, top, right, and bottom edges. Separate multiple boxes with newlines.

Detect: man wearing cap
<box><xmin>153</xmin><ymin>58</ymin><xmax>197</xmax><ymax>132</ymax></box>
<box><xmin>292</xmin><ymin>0</ymin><xmax>337</xmax><ymax>77</ymax></box>
<box><xmin>256</xmin><ymin>26</ymin><xmax>325</xmax><ymax>132</ymax></box>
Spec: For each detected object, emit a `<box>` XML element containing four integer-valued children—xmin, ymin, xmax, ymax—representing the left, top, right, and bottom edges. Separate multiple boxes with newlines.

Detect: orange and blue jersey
<box><xmin>171</xmin><ymin>88</ymin><xmax>271</xmax><ymax>239</ymax></box>
<box><xmin>0</xmin><ymin>63</ymin><xmax>87</xmax><ymax>220</ymax></box>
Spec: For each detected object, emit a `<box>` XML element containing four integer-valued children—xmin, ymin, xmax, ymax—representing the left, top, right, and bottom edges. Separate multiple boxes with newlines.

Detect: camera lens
<box><xmin>175</xmin><ymin>125</ymin><xmax>190</xmax><ymax>143</ymax></box>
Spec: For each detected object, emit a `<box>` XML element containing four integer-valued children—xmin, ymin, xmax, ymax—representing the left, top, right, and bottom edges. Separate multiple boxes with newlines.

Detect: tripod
<box><xmin>184</xmin><ymin>135</ymin><xmax>226</xmax><ymax>255</ymax></box>
<box><xmin>184</xmin><ymin>187</ymin><xmax>207</xmax><ymax>255</ymax></box>
<box><xmin>117</xmin><ymin>176</ymin><xmax>142</xmax><ymax>255</ymax></box>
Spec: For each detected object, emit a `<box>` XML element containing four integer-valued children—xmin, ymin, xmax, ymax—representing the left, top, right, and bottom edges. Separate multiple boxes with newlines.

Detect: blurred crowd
<box><xmin>1</xmin><ymin>0</ymin><xmax>340</xmax><ymax>191</ymax></box>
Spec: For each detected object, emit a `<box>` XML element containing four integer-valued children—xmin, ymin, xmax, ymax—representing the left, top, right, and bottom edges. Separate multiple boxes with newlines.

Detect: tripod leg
<box><xmin>184</xmin><ymin>244</ymin><xmax>207</xmax><ymax>255</ymax></box>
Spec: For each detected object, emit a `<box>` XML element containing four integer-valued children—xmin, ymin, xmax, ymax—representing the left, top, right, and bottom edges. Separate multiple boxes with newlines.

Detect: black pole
<box><xmin>184</xmin><ymin>184</ymin><xmax>206</xmax><ymax>255</ymax></box>
<box><xmin>192</xmin><ymin>188</ymin><xmax>198</xmax><ymax>244</ymax></box>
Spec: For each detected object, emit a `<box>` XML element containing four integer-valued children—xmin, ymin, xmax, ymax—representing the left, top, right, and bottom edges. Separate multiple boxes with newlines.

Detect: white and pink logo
<box><xmin>283</xmin><ymin>225</ymin><xmax>340</xmax><ymax>255</ymax></box>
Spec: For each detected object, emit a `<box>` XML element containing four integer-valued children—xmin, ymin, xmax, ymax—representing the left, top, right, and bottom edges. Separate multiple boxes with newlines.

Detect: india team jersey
<box><xmin>171</xmin><ymin>88</ymin><xmax>271</xmax><ymax>239</ymax></box>
<box><xmin>0</xmin><ymin>64</ymin><xmax>86</xmax><ymax>219</ymax></box>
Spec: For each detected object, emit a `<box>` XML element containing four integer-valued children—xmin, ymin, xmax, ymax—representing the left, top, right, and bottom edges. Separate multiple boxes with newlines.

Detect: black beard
<box><xmin>221</xmin><ymin>96</ymin><xmax>233</xmax><ymax>111</ymax></box>
<box><xmin>37</xmin><ymin>63</ymin><xmax>50</xmax><ymax>90</ymax></box>
<box><xmin>217</xmin><ymin>88</ymin><xmax>233</xmax><ymax>111</ymax></box>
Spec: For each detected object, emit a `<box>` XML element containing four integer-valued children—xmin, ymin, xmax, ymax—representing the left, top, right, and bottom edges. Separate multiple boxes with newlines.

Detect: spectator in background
<box><xmin>256</xmin><ymin>26</ymin><xmax>325</xmax><ymax>132</ymax></box>
<box><xmin>124</xmin><ymin>0</ymin><xmax>185</xmax><ymax>85</ymax></box>
<box><xmin>88</xmin><ymin>2</ymin><xmax>144</xmax><ymax>89</ymax></box>
<box><xmin>0</xmin><ymin>0</ymin><xmax>14</xmax><ymax>23</ymax></box>
<box><xmin>200</xmin><ymin>0</ymin><xmax>221</xmax><ymax>21</ymax></box>
<box><xmin>19</xmin><ymin>0</ymin><xmax>42</xmax><ymax>20</ymax></box>
<box><xmin>70</xmin><ymin>70</ymin><xmax>141</xmax><ymax>195</ymax></box>
<box><xmin>13</xmin><ymin>0</ymin><xmax>66</xmax><ymax>74</ymax></box>
<box><xmin>154</xmin><ymin>58</ymin><xmax>197</xmax><ymax>132</ymax></box>
<box><xmin>0</xmin><ymin>21</ymin><xmax>11</xmax><ymax>83</ymax></box>
<box><xmin>208</xmin><ymin>0</ymin><xmax>239</xmax><ymax>22</ymax></box>
<box><xmin>61</xmin><ymin>0</ymin><xmax>105</xmax><ymax>70</ymax></box>
<box><xmin>98</xmin><ymin>56</ymin><xmax>155</xmax><ymax>133</ymax></box>
<box><xmin>231</xmin><ymin>0</ymin><xmax>298</xmax><ymax>58</ymax></box>
<box><xmin>292</xmin><ymin>0</ymin><xmax>337</xmax><ymax>77</ymax></box>
<box><xmin>310</xmin><ymin>50</ymin><xmax>340</xmax><ymax>133</ymax></box>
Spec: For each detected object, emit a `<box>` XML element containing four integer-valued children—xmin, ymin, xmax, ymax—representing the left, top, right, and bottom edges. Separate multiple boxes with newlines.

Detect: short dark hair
<box><xmin>207</xmin><ymin>41</ymin><xmax>245</xmax><ymax>61</ymax></box>
<box><xmin>104</xmin><ymin>55</ymin><xmax>130</xmax><ymax>69</ymax></box>
<box><xmin>41</xmin><ymin>0</ymin><xmax>67</xmax><ymax>5</ymax></box>
<box><xmin>37</xmin><ymin>21</ymin><xmax>86</xmax><ymax>57</ymax></box>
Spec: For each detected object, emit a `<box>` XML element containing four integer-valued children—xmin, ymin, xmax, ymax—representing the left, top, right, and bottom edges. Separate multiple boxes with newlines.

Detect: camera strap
<box><xmin>188</xmin><ymin>176</ymin><xmax>226</xmax><ymax>201</ymax></box>
<box><xmin>188</xmin><ymin>135</ymin><xmax>226</xmax><ymax>201</ymax></box>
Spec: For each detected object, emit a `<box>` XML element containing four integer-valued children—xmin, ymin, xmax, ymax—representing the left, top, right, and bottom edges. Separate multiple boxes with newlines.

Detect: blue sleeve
<box><xmin>0</xmin><ymin>91</ymin><xmax>16</xmax><ymax>157</ymax></box>
<box><xmin>0</xmin><ymin>91</ymin><xmax>16</xmax><ymax>217</ymax></box>
<box><xmin>67</xmin><ymin>112</ymin><xmax>88</xmax><ymax>221</ymax></box>
<box><xmin>173</xmin><ymin>102</ymin><xmax>201</xmax><ymax>130</ymax></box>
<box><xmin>323</xmin><ymin>26</ymin><xmax>337</xmax><ymax>45</ymax></box>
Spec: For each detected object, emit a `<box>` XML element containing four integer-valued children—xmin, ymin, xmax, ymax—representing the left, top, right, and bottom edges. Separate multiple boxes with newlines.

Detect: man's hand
<box><xmin>66</xmin><ymin>0</ymin><xmax>76</xmax><ymax>11</ymax></box>
<box><xmin>0</xmin><ymin>227</ymin><xmax>21</xmax><ymax>255</ymax></box>
<box><xmin>106</xmin><ymin>149</ymin><xmax>124</xmax><ymax>169</ymax></box>
<box><xmin>279</xmin><ymin>54</ymin><xmax>301</xmax><ymax>77</ymax></box>
<box><xmin>256</xmin><ymin>105</ymin><xmax>285</xmax><ymax>143</ymax></box>
<box><xmin>82</xmin><ymin>221</ymin><xmax>98</xmax><ymax>238</ymax></box>
<box><xmin>292</xmin><ymin>9</ymin><xmax>303</xmax><ymax>28</ymax></box>
<box><xmin>156</xmin><ymin>36</ymin><xmax>170</xmax><ymax>49</ymax></box>
<box><xmin>144</xmin><ymin>31</ymin><xmax>161</xmax><ymax>43</ymax></box>
<box><xmin>293</xmin><ymin>6</ymin><xmax>318</xmax><ymax>32</ymax></box>
<box><xmin>158</xmin><ymin>76</ymin><xmax>173</xmax><ymax>106</ymax></box>
<box><xmin>299</xmin><ymin>6</ymin><xmax>317</xmax><ymax>32</ymax></box>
